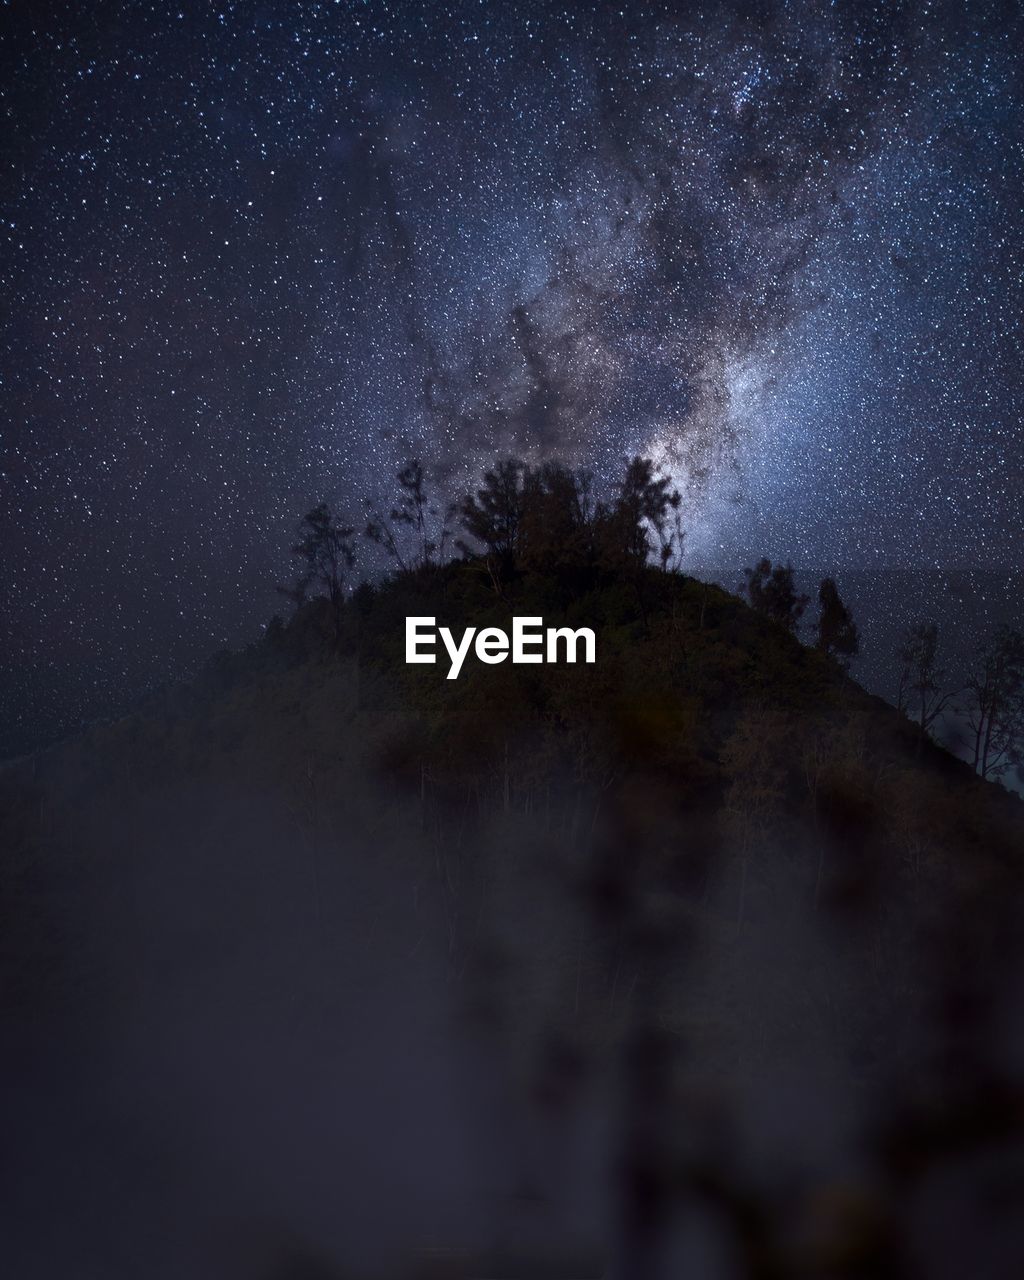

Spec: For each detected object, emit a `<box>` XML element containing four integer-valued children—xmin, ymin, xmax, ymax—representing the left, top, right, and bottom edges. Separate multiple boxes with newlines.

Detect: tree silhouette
<box><xmin>281</xmin><ymin>503</ymin><xmax>355</xmax><ymax>635</ymax></box>
<box><xmin>366</xmin><ymin>458</ymin><xmax>455</xmax><ymax>572</ymax></box>
<box><xmin>519</xmin><ymin>462</ymin><xmax>596</xmax><ymax>574</ymax></box>
<box><xmin>743</xmin><ymin>559</ymin><xmax>809</xmax><ymax>633</ymax></box>
<box><xmin>458</xmin><ymin>455</ymin><xmax>684</xmax><ymax>597</ymax></box>
<box><xmin>963</xmin><ymin>624</ymin><xmax>1024</xmax><ymax>780</ymax></box>
<box><xmin>815</xmin><ymin>577</ymin><xmax>859</xmax><ymax>667</ymax></box>
<box><xmin>598</xmin><ymin>456</ymin><xmax>683</xmax><ymax>570</ymax></box>
<box><xmin>458</xmin><ymin>458</ymin><xmax>528</xmax><ymax>579</ymax></box>
<box><xmin>896</xmin><ymin>621</ymin><xmax>953</xmax><ymax>742</ymax></box>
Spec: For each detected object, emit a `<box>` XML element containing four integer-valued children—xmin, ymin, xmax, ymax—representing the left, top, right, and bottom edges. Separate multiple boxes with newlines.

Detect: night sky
<box><xmin>2</xmin><ymin>0</ymin><xmax>1022</xmax><ymax>756</ymax></box>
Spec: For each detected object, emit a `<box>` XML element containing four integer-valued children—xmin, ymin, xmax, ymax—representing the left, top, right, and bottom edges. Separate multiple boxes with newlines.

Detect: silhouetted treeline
<box><xmin>282</xmin><ymin>455</ymin><xmax>1023</xmax><ymax>784</ymax></box>
<box><xmin>285</xmin><ymin>454</ymin><xmax>685</xmax><ymax>602</ymax></box>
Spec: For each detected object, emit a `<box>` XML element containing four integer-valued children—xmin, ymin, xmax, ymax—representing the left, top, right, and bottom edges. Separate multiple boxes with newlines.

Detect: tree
<box><xmin>366</xmin><ymin>458</ymin><xmax>455</xmax><ymax>572</ymax></box>
<box><xmin>598</xmin><ymin>456</ymin><xmax>683</xmax><ymax>570</ymax></box>
<box><xmin>896</xmin><ymin>621</ymin><xmax>953</xmax><ymax>741</ymax></box>
<box><xmin>519</xmin><ymin>462</ymin><xmax>596</xmax><ymax>573</ymax></box>
<box><xmin>962</xmin><ymin>625</ymin><xmax>1024</xmax><ymax>781</ymax></box>
<box><xmin>743</xmin><ymin>559</ymin><xmax>809</xmax><ymax>633</ymax></box>
<box><xmin>458</xmin><ymin>458</ymin><xmax>529</xmax><ymax>579</ymax></box>
<box><xmin>815</xmin><ymin>577</ymin><xmax>859</xmax><ymax>667</ymax></box>
<box><xmin>281</xmin><ymin>503</ymin><xmax>355</xmax><ymax>633</ymax></box>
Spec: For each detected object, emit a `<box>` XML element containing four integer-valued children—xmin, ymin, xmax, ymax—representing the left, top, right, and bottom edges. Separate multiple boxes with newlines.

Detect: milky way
<box><xmin>1</xmin><ymin>0</ymin><xmax>1022</xmax><ymax>754</ymax></box>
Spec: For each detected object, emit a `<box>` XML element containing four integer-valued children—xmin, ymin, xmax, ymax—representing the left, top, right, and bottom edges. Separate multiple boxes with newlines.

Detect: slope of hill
<box><xmin>2</xmin><ymin>560</ymin><xmax>1022</xmax><ymax>1278</ymax></box>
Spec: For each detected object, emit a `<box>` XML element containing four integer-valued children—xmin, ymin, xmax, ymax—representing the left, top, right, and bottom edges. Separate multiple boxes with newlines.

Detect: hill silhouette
<box><xmin>2</xmin><ymin>538</ymin><xmax>1023</xmax><ymax>1276</ymax></box>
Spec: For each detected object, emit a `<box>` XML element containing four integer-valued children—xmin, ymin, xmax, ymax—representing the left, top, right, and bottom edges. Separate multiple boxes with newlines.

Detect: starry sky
<box><xmin>2</xmin><ymin>0</ymin><xmax>1022</xmax><ymax>756</ymax></box>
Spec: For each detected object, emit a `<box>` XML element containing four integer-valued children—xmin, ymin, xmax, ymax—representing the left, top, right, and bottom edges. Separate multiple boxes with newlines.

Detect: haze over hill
<box><xmin>3</xmin><ymin>528</ymin><xmax>1023</xmax><ymax>1276</ymax></box>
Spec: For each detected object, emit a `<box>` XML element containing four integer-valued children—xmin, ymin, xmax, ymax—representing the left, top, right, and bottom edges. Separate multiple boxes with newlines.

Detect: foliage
<box><xmin>596</xmin><ymin>456</ymin><xmax>683</xmax><ymax>571</ymax></box>
<box><xmin>962</xmin><ymin>624</ymin><xmax>1024</xmax><ymax>780</ymax></box>
<box><xmin>457</xmin><ymin>454</ymin><xmax>681</xmax><ymax>586</ymax></box>
<box><xmin>896</xmin><ymin>620</ymin><xmax>953</xmax><ymax>741</ymax></box>
<box><xmin>743</xmin><ymin>558</ymin><xmax>809</xmax><ymax>632</ymax></box>
<box><xmin>365</xmin><ymin>458</ymin><xmax>456</xmax><ymax>572</ymax></box>
<box><xmin>458</xmin><ymin>458</ymin><xmax>529</xmax><ymax>578</ymax></box>
<box><xmin>816</xmin><ymin>577</ymin><xmax>859</xmax><ymax>667</ymax></box>
<box><xmin>280</xmin><ymin>503</ymin><xmax>355</xmax><ymax>618</ymax></box>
